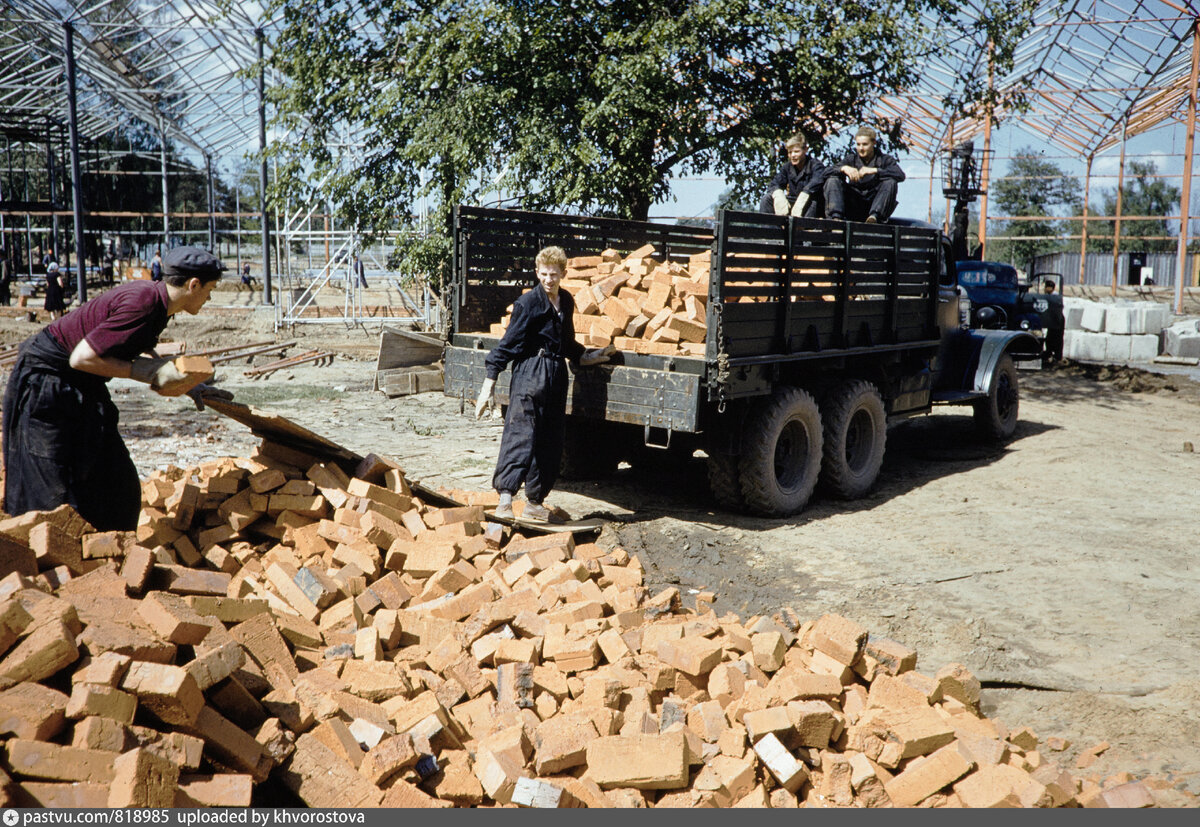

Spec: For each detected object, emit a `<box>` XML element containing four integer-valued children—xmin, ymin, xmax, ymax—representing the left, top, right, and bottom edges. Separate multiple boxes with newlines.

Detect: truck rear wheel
<box><xmin>820</xmin><ymin>380</ymin><xmax>887</xmax><ymax>499</ymax></box>
<box><xmin>739</xmin><ymin>387</ymin><xmax>823</xmax><ymax>516</ymax></box>
<box><xmin>706</xmin><ymin>450</ymin><xmax>745</xmax><ymax>510</ymax></box>
<box><xmin>973</xmin><ymin>353</ymin><xmax>1019</xmax><ymax>441</ymax></box>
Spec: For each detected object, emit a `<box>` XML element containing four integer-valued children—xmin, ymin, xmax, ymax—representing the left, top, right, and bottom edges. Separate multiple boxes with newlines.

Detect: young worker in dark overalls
<box><xmin>2</xmin><ymin>246</ymin><xmax>229</xmax><ymax>530</ymax></box>
<box><xmin>475</xmin><ymin>245</ymin><xmax>614</xmax><ymax>522</ymax></box>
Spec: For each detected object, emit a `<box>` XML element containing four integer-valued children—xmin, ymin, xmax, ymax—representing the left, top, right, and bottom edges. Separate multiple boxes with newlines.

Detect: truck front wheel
<box><xmin>820</xmin><ymin>380</ymin><xmax>887</xmax><ymax>499</ymax></box>
<box><xmin>739</xmin><ymin>387</ymin><xmax>823</xmax><ymax>516</ymax></box>
<box><xmin>973</xmin><ymin>353</ymin><xmax>1019</xmax><ymax>440</ymax></box>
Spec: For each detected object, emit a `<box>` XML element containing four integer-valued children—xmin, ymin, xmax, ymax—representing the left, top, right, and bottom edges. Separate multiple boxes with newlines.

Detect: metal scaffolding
<box><xmin>0</xmin><ymin>0</ymin><xmax>435</xmax><ymax>329</ymax></box>
<box><xmin>2</xmin><ymin>0</ymin><xmax>1197</xmax><ymax>318</ymax></box>
<box><xmin>876</xmin><ymin>0</ymin><xmax>1200</xmax><ymax>311</ymax></box>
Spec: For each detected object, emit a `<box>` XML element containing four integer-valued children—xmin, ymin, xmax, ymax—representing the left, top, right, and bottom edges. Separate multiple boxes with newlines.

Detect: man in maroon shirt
<box><xmin>2</xmin><ymin>246</ymin><xmax>225</xmax><ymax>530</ymax></box>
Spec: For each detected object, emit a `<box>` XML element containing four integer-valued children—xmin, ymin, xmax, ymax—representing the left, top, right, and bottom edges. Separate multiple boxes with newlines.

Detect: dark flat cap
<box><xmin>162</xmin><ymin>246</ymin><xmax>226</xmax><ymax>278</ymax></box>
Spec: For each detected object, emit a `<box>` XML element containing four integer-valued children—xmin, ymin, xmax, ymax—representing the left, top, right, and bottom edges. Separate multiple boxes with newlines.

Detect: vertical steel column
<box><xmin>942</xmin><ymin>122</ymin><xmax>954</xmax><ymax>237</ymax></box>
<box><xmin>205</xmin><ymin>154</ymin><xmax>216</xmax><ymax>252</ymax></box>
<box><xmin>47</xmin><ymin>126</ymin><xmax>58</xmax><ymax>263</ymax></box>
<box><xmin>235</xmin><ymin>185</ymin><xmax>241</xmax><ymax>276</ymax></box>
<box><xmin>63</xmin><ymin>21</ymin><xmax>87</xmax><ymax>302</ymax></box>
<box><xmin>1078</xmin><ymin>154</ymin><xmax>1093</xmax><ymax>284</ymax></box>
<box><xmin>977</xmin><ymin>43</ymin><xmax>995</xmax><ymax>259</ymax></box>
<box><xmin>158</xmin><ymin>115</ymin><xmax>169</xmax><ymax>252</ymax></box>
<box><xmin>1110</xmin><ymin>121</ymin><xmax>1128</xmax><ymax>295</ymax></box>
<box><xmin>257</xmin><ymin>27</ymin><xmax>273</xmax><ymax>304</ymax></box>
<box><xmin>1175</xmin><ymin>20</ymin><xmax>1199</xmax><ymax>313</ymax></box>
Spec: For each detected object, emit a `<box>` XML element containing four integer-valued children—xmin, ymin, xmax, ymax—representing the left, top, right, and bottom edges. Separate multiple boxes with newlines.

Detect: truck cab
<box><xmin>956</xmin><ymin>260</ymin><xmax>1044</xmax><ymax>333</ymax></box>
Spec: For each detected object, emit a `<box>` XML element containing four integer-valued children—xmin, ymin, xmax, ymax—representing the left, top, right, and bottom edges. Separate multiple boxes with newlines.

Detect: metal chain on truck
<box><xmin>714</xmin><ymin>300</ymin><xmax>730</xmax><ymax>414</ymax></box>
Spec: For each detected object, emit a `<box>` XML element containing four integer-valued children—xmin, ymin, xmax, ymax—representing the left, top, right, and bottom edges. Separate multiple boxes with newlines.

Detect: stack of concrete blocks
<box><xmin>1163</xmin><ymin>318</ymin><xmax>1200</xmax><ymax>359</ymax></box>
<box><xmin>1063</xmin><ymin>300</ymin><xmax>1168</xmax><ymax>363</ymax></box>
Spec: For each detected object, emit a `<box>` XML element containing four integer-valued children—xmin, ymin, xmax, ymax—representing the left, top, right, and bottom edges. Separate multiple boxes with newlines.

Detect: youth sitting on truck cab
<box><xmin>824</xmin><ymin>126</ymin><xmax>906</xmax><ymax>223</ymax></box>
<box><xmin>760</xmin><ymin>132</ymin><xmax>829</xmax><ymax>218</ymax></box>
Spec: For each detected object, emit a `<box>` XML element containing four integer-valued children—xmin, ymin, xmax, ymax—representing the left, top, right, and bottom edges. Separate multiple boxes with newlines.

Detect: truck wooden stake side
<box><xmin>443</xmin><ymin>206</ymin><xmax>1040</xmax><ymax>516</ymax></box>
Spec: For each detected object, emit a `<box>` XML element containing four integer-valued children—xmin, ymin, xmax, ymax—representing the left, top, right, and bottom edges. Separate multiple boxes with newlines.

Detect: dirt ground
<box><xmin>2</xmin><ymin>292</ymin><xmax>1200</xmax><ymax>803</ymax></box>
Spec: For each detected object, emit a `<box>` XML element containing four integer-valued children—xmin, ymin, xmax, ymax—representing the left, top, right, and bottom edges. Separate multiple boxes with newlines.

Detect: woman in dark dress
<box><xmin>44</xmin><ymin>261</ymin><xmax>67</xmax><ymax>320</ymax></box>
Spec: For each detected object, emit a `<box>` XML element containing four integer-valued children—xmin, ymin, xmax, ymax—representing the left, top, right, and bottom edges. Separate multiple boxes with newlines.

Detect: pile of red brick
<box><xmin>0</xmin><ymin>439</ymin><xmax>1175</xmax><ymax>808</ymax></box>
<box><xmin>484</xmin><ymin>248</ymin><xmax>711</xmax><ymax>357</ymax></box>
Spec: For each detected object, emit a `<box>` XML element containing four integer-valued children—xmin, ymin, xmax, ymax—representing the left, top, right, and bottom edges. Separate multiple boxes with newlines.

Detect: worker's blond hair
<box><xmin>785</xmin><ymin>132</ymin><xmax>807</xmax><ymax>150</ymax></box>
<box><xmin>535</xmin><ymin>246</ymin><xmax>568</xmax><ymax>272</ymax></box>
<box><xmin>855</xmin><ymin>126</ymin><xmax>877</xmax><ymax>141</ymax></box>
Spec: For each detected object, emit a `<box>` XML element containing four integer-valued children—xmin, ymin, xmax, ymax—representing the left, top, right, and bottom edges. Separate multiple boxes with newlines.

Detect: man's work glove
<box><xmin>186</xmin><ymin>383</ymin><xmax>234</xmax><ymax>411</ymax></box>
<box><xmin>580</xmin><ymin>344</ymin><xmax>616</xmax><ymax>366</ymax></box>
<box><xmin>771</xmin><ymin>189</ymin><xmax>790</xmax><ymax>216</ymax></box>
<box><xmin>130</xmin><ymin>356</ymin><xmax>192</xmax><ymax>395</ymax></box>
<box><xmin>130</xmin><ymin>356</ymin><xmax>209</xmax><ymax>397</ymax></box>
<box><xmin>475</xmin><ymin>377</ymin><xmax>497</xmax><ymax>419</ymax></box>
<box><xmin>790</xmin><ymin>192</ymin><xmax>811</xmax><ymax>217</ymax></box>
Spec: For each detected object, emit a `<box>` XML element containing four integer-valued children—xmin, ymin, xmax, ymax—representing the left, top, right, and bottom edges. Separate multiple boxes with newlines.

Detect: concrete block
<box><xmin>1103</xmin><ymin>333</ymin><xmax>1132</xmax><ymax>363</ymax></box>
<box><xmin>1065</xmin><ymin>330</ymin><xmax>1107</xmax><ymax>361</ymax></box>
<box><xmin>1174</xmin><ymin>333</ymin><xmax>1200</xmax><ymax>359</ymax></box>
<box><xmin>1129</xmin><ymin>334</ymin><xmax>1159</xmax><ymax>362</ymax></box>
<box><xmin>1105</xmin><ymin>305</ymin><xmax>1134</xmax><ymax>334</ymax></box>
<box><xmin>1063</xmin><ymin>298</ymin><xmax>1086</xmax><ymax>330</ymax></box>
<box><xmin>1164</xmin><ymin>320</ymin><xmax>1200</xmax><ymax>356</ymax></box>
<box><xmin>1136</xmin><ymin>302</ymin><xmax>1170</xmax><ymax>335</ymax></box>
<box><xmin>1080</xmin><ymin>302</ymin><xmax>1107</xmax><ymax>332</ymax></box>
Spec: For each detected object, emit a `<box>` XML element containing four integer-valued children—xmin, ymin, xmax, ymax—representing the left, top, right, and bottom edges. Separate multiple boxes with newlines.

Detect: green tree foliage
<box><xmin>1090</xmin><ymin>160</ymin><xmax>1180</xmax><ymax>253</ymax></box>
<box><xmin>265</xmin><ymin>0</ymin><xmax>1034</xmax><ymax>276</ymax></box>
<box><xmin>988</xmin><ymin>148</ymin><xmax>1081</xmax><ymax>267</ymax></box>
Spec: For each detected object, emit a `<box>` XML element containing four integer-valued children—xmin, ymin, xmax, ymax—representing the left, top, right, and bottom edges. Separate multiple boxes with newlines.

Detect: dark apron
<box><xmin>2</xmin><ymin>329</ymin><xmax>141</xmax><ymax>530</ymax></box>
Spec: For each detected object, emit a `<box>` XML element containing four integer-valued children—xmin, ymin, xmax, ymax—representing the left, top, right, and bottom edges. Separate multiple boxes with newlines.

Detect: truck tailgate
<box><xmin>444</xmin><ymin>337</ymin><xmax>704</xmax><ymax>433</ymax></box>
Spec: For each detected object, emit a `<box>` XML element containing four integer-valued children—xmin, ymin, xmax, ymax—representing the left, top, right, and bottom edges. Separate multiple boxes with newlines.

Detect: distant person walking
<box><xmin>151</xmin><ymin>249</ymin><xmax>163</xmax><ymax>282</ymax></box>
<box><xmin>44</xmin><ymin>262</ymin><xmax>67</xmax><ymax>320</ymax></box>
<box><xmin>351</xmin><ymin>253</ymin><xmax>368</xmax><ymax>288</ymax></box>
<box><xmin>0</xmin><ymin>245</ymin><xmax>10</xmax><ymax>307</ymax></box>
<box><xmin>241</xmin><ymin>263</ymin><xmax>257</xmax><ymax>288</ymax></box>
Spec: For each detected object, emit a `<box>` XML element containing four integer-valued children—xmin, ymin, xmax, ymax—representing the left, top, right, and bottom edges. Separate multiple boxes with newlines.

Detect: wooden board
<box><xmin>203</xmin><ymin>397</ymin><xmax>364</xmax><ymax>471</ymax></box>
<box><xmin>375</xmin><ymin>326</ymin><xmax>444</xmax><ymax>371</ymax></box>
<box><xmin>484</xmin><ymin>512</ymin><xmax>606</xmax><ymax>535</ymax></box>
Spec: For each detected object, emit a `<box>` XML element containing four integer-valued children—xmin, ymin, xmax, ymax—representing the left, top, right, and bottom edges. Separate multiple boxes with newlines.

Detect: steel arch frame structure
<box><xmin>2</xmin><ymin>0</ymin><xmax>1197</xmax><ymax>313</ymax></box>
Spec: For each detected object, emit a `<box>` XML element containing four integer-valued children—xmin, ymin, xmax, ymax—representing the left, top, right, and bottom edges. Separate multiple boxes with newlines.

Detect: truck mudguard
<box><xmin>967</xmin><ymin>328</ymin><xmax>1042</xmax><ymax>394</ymax></box>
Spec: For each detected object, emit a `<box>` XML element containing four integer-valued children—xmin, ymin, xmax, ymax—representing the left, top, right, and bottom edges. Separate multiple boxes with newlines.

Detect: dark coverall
<box><xmin>1040</xmin><ymin>292</ymin><xmax>1065</xmax><ymax>364</ymax></box>
<box><xmin>485</xmin><ymin>286</ymin><xmax>585</xmax><ymax>504</ymax></box>
<box><xmin>2</xmin><ymin>283</ymin><xmax>170</xmax><ymax>530</ymax></box>
<box><xmin>758</xmin><ymin>157</ymin><xmax>830</xmax><ymax>217</ymax></box>
<box><xmin>824</xmin><ymin>150</ymin><xmax>906</xmax><ymax>222</ymax></box>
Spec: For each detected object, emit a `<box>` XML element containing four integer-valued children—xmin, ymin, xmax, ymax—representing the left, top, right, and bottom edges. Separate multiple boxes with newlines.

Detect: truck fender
<box><xmin>968</xmin><ymin>329</ymin><xmax>1041</xmax><ymax>394</ymax></box>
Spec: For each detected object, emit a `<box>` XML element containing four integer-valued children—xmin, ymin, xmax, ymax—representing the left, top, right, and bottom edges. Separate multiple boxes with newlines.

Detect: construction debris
<box><xmin>0</xmin><ymin>439</ymin><xmax>1185</xmax><ymax>808</ymax></box>
<box><xmin>244</xmin><ymin>350</ymin><xmax>336</xmax><ymax>378</ymax></box>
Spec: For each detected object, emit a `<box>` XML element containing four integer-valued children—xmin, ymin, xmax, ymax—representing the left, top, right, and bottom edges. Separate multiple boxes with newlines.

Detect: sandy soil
<box><xmin>3</xmin><ymin>294</ymin><xmax>1199</xmax><ymax>802</ymax></box>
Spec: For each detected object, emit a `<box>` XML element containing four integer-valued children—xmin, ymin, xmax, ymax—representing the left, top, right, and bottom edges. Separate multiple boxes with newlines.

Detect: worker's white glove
<box><xmin>771</xmin><ymin>190</ymin><xmax>790</xmax><ymax>216</ymax></box>
<box><xmin>790</xmin><ymin>192</ymin><xmax>811</xmax><ymax>217</ymax></box>
<box><xmin>474</xmin><ymin>377</ymin><xmax>497</xmax><ymax>419</ymax></box>
<box><xmin>130</xmin><ymin>356</ymin><xmax>193</xmax><ymax>396</ymax></box>
<box><xmin>186</xmin><ymin>383</ymin><xmax>234</xmax><ymax>411</ymax></box>
<box><xmin>580</xmin><ymin>344</ymin><xmax>616</xmax><ymax>366</ymax></box>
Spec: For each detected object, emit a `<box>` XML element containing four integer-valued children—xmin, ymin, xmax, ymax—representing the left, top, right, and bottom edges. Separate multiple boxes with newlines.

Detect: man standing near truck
<box><xmin>1040</xmin><ymin>278</ymin><xmax>1065</xmax><ymax>365</ymax></box>
<box><xmin>760</xmin><ymin>133</ymin><xmax>829</xmax><ymax>218</ymax></box>
<box><xmin>824</xmin><ymin>126</ymin><xmax>906</xmax><ymax>223</ymax></box>
<box><xmin>475</xmin><ymin>246</ymin><xmax>614</xmax><ymax>522</ymax></box>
